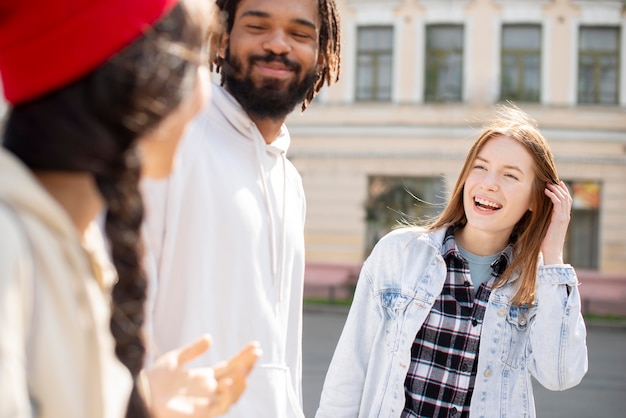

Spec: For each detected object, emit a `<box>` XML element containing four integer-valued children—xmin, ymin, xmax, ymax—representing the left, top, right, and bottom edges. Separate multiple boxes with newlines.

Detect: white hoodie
<box><xmin>141</xmin><ymin>84</ymin><xmax>306</xmax><ymax>418</ymax></box>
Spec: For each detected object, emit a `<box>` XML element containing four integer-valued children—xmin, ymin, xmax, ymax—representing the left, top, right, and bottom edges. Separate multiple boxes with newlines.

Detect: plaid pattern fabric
<box><xmin>401</xmin><ymin>226</ymin><xmax>511</xmax><ymax>418</ymax></box>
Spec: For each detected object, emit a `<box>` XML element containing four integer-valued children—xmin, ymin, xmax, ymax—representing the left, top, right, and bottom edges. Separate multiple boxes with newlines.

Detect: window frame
<box><xmin>564</xmin><ymin>180</ymin><xmax>601</xmax><ymax>270</ymax></box>
<box><xmin>354</xmin><ymin>25</ymin><xmax>394</xmax><ymax>102</ymax></box>
<box><xmin>577</xmin><ymin>26</ymin><xmax>621</xmax><ymax>105</ymax></box>
<box><xmin>424</xmin><ymin>24</ymin><xmax>465</xmax><ymax>103</ymax></box>
<box><xmin>500</xmin><ymin>24</ymin><xmax>542</xmax><ymax>103</ymax></box>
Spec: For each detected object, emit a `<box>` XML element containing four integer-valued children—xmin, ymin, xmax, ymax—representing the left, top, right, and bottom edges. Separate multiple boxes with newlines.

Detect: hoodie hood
<box><xmin>210</xmin><ymin>84</ymin><xmax>292</xmax><ymax>303</ymax></box>
<box><xmin>211</xmin><ymin>84</ymin><xmax>291</xmax><ymax>155</ymax></box>
<box><xmin>0</xmin><ymin>148</ymin><xmax>78</xmax><ymax>242</ymax></box>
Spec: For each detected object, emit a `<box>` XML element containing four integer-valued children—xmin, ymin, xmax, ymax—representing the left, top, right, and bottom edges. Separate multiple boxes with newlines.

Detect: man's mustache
<box><xmin>248</xmin><ymin>54</ymin><xmax>300</xmax><ymax>72</ymax></box>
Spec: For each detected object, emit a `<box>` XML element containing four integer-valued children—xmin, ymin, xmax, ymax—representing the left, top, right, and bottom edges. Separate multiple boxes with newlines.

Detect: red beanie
<box><xmin>0</xmin><ymin>0</ymin><xmax>179</xmax><ymax>104</ymax></box>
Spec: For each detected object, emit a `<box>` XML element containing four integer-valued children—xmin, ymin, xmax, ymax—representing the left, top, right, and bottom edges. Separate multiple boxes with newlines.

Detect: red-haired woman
<box><xmin>317</xmin><ymin>105</ymin><xmax>588</xmax><ymax>418</ymax></box>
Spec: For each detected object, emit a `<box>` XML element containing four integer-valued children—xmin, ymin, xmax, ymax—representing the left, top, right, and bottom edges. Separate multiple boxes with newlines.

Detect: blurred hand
<box><xmin>207</xmin><ymin>341</ymin><xmax>262</xmax><ymax>416</ymax></box>
<box><xmin>541</xmin><ymin>181</ymin><xmax>572</xmax><ymax>265</ymax></box>
<box><xmin>141</xmin><ymin>335</ymin><xmax>261</xmax><ymax>418</ymax></box>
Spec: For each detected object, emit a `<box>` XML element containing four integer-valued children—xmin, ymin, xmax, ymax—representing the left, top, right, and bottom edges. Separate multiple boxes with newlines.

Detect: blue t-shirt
<box><xmin>457</xmin><ymin>244</ymin><xmax>500</xmax><ymax>291</ymax></box>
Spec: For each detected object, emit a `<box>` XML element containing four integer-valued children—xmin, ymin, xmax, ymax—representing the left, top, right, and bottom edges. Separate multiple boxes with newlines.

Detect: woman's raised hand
<box><xmin>541</xmin><ymin>181</ymin><xmax>573</xmax><ymax>265</ymax></box>
<box><xmin>141</xmin><ymin>335</ymin><xmax>261</xmax><ymax>417</ymax></box>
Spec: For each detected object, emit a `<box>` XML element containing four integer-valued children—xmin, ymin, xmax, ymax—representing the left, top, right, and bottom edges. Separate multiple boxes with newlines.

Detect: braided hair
<box><xmin>213</xmin><ymin>0</ymin><xmax>341</xmax><ymax>111</ymax></box>
<box><xmin>3</xmin><ymin>2</ymin><xmax>207</xmax><ymax>416</ymax></box>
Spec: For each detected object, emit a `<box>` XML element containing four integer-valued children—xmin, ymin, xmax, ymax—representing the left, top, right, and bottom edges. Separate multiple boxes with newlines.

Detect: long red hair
<box><xmin>428</xmin><ymin>104</ymin><xmax>559</xmax><ymax>305</ymax></box>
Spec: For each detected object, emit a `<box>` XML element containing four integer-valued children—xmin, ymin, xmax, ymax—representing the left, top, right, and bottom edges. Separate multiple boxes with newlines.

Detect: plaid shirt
<box><xmin>401</xmin><ymin>226</ymin><xmax>512</xmax><ymax>418</ymax></box>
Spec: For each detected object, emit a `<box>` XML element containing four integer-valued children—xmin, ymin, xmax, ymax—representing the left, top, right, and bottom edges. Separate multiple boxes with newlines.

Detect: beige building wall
<box><xmin>288</xmin><ymin>0</ymin><xmax>626</xmax><ymax>275</ymax></box>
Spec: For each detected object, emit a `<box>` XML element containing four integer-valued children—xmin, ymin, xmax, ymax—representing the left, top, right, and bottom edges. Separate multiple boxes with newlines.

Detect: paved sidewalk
<box><xmin>302</xmin><ymin>305</ymin><xmax>626</xmax><ymax>418</ymax></box>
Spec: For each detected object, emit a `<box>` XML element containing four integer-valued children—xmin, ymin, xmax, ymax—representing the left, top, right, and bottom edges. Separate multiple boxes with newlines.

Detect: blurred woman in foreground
<box><xmin>0</xmin><ymin>0</ymin><xmax>259</xmax><ymax>416</ymax></box>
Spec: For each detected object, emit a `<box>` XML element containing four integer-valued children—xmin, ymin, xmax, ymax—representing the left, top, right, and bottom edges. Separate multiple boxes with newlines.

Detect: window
<box><xmin>564</xmin><ymin>180</ymin><xmax>600</xmax><ymax>269</ymax></box>
<box><xmin>355</xmin><ymin>26</ymin><xmax>393</xmax><ymax>102</ymax></box>
<box><xmin>578</xmin><ymin>27</ymin><xmax>620</xmax><ymax>105</ymax></box>
<box><xmin>425</xmin><ymin>25</ymin><xmax>464</xmax><ymax>102</ymax></box>
<box><xmin>364</xmin><ymin>176</ymin><xmax>445</xmax><ymax>257</ymax></box>
<box><xmin>501</xmin><ymin>24</ymin><xmax>541</xmax><ymax>102</ymax></box>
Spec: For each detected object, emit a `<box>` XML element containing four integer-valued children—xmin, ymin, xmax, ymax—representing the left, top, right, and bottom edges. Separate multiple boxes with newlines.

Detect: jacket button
<box><xmin>519</xmin><ymin>314</ymin><xmax>527</xmax><ymax>326</ymax></box>
<box><xmin>497</xmin><ymin>307</ymin><xmax>506</xmax><ymax>316</ymax></box>
<box><xmin>484</xmin><ymin>369</ymin><xmax>492</xmax><ymax>377</ymax></box>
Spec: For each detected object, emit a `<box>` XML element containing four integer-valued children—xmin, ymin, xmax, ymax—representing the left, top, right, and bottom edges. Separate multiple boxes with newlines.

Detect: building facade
<box><xmin>288</xmin><ymin>0</ymin><xmax>626</xmax><ymax>303</ymax></box>
<box><xmin>0</xmin><ymin>1</ymin><xmax>622</xmax><ymax>308</ymax></box>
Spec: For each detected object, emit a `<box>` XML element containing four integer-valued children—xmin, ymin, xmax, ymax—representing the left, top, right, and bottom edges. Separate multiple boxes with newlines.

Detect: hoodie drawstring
<box><xmin>253</xmin><ymin>133</ymin><xmax>287</xmax><ymax>305</ymax></box>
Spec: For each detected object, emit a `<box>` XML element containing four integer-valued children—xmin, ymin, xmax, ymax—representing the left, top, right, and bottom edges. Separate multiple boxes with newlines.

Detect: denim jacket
<box><xmin>316</xmin><ymin>227</ymin><xmax>588</xmax><ymax>418</ymax></box>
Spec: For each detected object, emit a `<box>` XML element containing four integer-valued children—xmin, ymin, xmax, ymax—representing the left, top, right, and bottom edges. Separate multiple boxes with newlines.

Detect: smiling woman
<box><xmin>459</xmin><ymin>135</ymin><xmax>536</xmax><ymax>258</ymax></box>
<box><xmin>432</xmin><ymin>105</ymin><xmax>564</xmax><ymax>305</ymax></box>
<box><xmin>316</xmin><ymin>104</ymin><xmax>588</xmax><ymax>418</ymax></box>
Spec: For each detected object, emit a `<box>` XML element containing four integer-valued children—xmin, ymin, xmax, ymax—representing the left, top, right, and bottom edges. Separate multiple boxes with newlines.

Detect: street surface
<box><xmin>302</xmin><ymin>306</ymin><xmax>626</xmax><ymax>417</ymax></box>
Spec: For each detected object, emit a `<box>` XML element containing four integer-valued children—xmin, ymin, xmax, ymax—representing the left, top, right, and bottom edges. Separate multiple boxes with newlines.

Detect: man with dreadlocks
<box><xmin>140</xmin><ymin>0</ymin><xmax>341</xmax><ymax>416</ymax></box>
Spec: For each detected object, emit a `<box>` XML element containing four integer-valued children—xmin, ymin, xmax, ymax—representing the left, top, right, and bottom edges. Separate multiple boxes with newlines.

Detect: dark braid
<box><xmin>97</xmin><ymin>146</ymin><xmax>150</xmax><ymax>417</ymax></box>
<box><xmin>214</xmin><ymin>0</ymin><xmax>341</xmax><ymax>111</ymax></box>
<box><xmin>3</xmin><ymin>2</ymin><xmax>206</xmax><ymax>416</ymax></box>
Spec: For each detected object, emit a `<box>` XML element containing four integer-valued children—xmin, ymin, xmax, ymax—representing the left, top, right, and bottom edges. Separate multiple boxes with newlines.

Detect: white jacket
<box><xmin>0</xmin><ymin>149</ymin><xmax>131</xmax><ymax>418</ymax></box>
<box><xmin>317</xmin><ymin>227</ymin><xmax>588</xmax><ymax>418</ymax></box>
<box><xmin>141</xmin><ymin>84</ymin><xmax>306</xmax><ymax>418</ymax></box>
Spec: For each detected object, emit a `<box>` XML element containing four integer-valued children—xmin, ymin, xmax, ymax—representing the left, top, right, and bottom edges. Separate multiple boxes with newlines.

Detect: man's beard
<box><xmin>222</xmin><ymin>51</ymin><xmax>317</xmax><ymax>120</ymax></box>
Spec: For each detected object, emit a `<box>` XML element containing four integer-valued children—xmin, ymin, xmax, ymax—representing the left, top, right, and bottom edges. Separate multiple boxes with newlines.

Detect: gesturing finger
<box><xmin>174</xmin><ymin>334</ymin><xmax>212</xmax><ymax>367</ymax></box>
<box><xmin>213</xmin><ymin>341</ymin><xmax>261</xmax><ymax>378</ymax></box>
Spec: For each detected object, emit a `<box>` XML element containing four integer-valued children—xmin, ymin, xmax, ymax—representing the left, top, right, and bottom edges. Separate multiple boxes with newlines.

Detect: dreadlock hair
<box><xmin>213</xmin><ymin>0</ymin><xmax>341</xmax><ymax>111</ymax></box>
<box><xmin>427</xmin><ymin>104</ymin><xmax>560</xmax><ymax>306</ymax></box>
<box><xmin>3</xmin><ymin>1</ymin><xmax>208</xmax><ymax>416</ymax></box>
